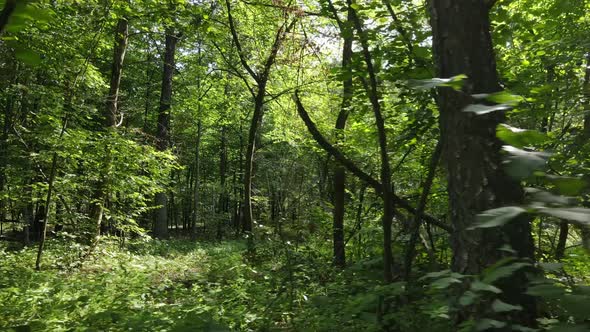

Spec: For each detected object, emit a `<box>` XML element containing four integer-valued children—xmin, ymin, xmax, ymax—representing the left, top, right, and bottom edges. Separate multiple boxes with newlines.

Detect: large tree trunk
<box><xmin>153</xmin><ymin>30</ymin><xmax>178</xmax><ymax>239</ymax></box>
<box><xmin>429</xmin><ymin>0</ymin><xmax>536</xmax><ymax>326</ymax></box>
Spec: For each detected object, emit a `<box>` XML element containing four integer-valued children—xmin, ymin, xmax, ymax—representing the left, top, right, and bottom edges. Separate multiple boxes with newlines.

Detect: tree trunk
<box><xmin>191</xmin><ymin>120</ymin><xmax>202</xmax><ymax>238</ymax></box>
<box><xmin>329</xmin><ymin>0</ymin><xmax>354</xmax><ymax>268</ymax></box>
<box><xmin>154</xmin><ymin>30</ymin><xmax>178</xmax><ymax>239</ymax></box>
<box><xmin>0</xmin><ymin>0</ymin><xmax>16</xmax><ymax>35</ymax></box>
<box><xmin>88</xmin><ymin>18</ymin><xmax>128</xmax><ymax>249</ymax></box>
<box><xmin>429</xmin><ymin>0</ymin><xmax>536</xmax><ymax>326</ymax></box>
<box><xmin>350</xmin><ymin>1</ymin><xmax>395</xmax><ymax>283</ymax></box>
<box><xmin>218</xmin><ymin>125</ymin><xmax>229</xmax><ymax>213</ymax></box>
<box><xmin>242</xmin><ymin>86</ymin><xmax>265</xmax><ymax>233</ymax></box>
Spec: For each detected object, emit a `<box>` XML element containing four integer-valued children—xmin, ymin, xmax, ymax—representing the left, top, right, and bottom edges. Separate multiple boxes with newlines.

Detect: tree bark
<box><xmin>429</xmin><ymin>0</ymin><xmax>536</xmax><ymax>326</ymax></box>
<box><xmin>154</xmin><ymin>30</ymin><xmax>178</xmax><ymax>239</ymax></box>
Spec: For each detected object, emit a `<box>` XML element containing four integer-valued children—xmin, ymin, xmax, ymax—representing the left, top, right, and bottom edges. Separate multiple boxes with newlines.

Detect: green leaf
<box><xmin>548</xmin><ymin>325</ymin><xmax>590</xmax><ymax>332</ymax></box>
<box><xmin>431</xmin><ymin>276</ymin><xmax>463</xmax><ymax>289</ymax></box>
<box><xmin>544</xmin><ymin>175</ymin><xmax>587</xmax><ymax>196</ymax></box>
<box><xmin>482</xmin><ymin>262</ymin><xmax>530</xmax><ymax>284</ymax></box>
<box><xmin>537</xmin><ymin>207</ymin><xmax>590</xmax><ymax>224</ymax></box>
<box><xmin>525</xmin><ymin>188</ymin><xmax>575</xmax><ymax>206</ymax></box>
<box><xmin>475</xmin><ymin>319</ymin><xmax>507</xmax><ymax>331</ymax></box>
<box><xmin>502</xmin><ymin>145</ymin><xmax>550</xmax><ymax>179</ymax></box>
<box><xmin>468</xmin><ymin>206</ymin><xmax>527</xmax><ymax>230</ymax></box>
<box><xmin>538</xmin><ymin>262</ymin><xmax>563</xmax><ymax>272</ymax></box>
<box><xmin>459</xmin><ymin>291</ymin><xmax>479</xmax><ymax>306</ymax></box>
<box><xmin>526</xmin><ymin>283</ymin><xmax>565</xmax><ymax>298</ymax></box>
<box><xmin>473</xmin><ymin>91</ymin><xmax>525</xmax><ymax>106</ymax></box>
<box><xmin>497</xmin><ymin>124</ymin><xmax>547</xmax><ymax>148</ymax></box>
<box><xmin>491</xmin><ymin>299</ymin><xmax>522</xmax><ymax>312</ymax></box>
<box><xmin>14</xmin><ymin>48</ymin><xmax>42</xmax><ymax>65</ymax></box>
<box><xmin>559</xmin><ymin>295</ymin><xmax>590</xmax><ymax>319</ymax></box>
<box><xmin>471</xmin><ymin>281</ymin><xmax>502</xmax><ymax>294</ymax></box>
<box><xmin>463</xmin><ymin>104</ymin><xmax>512</xmax><ymax>115</ymax></box>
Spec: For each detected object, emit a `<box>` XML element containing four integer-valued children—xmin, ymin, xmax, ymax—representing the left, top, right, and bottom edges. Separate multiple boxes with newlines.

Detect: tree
<box><xmin>428</xmin><ymin>0</ymin><xmax>536</xmax><ymax>326</ymax></box>
<box><xmin>154</xmin><ymin>29</ymin><xmax>179</xmax><ymax>239</ymax></box>
<box><xmin>325</xmin><ymin>0</ymin><xmax>354</xmax><ymax>268</ymax></box>
<box><xmin>224</xmin><ymin>0</ymin><xmax>298</xmax><ymax>235</ymax></box>
<box><xmin>89</xmin><ymin>16</ymin><xmax>129</xmax><ymax>247</ymax></box>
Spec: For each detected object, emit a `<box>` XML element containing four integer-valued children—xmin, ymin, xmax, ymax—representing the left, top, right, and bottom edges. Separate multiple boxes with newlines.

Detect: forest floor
<box><xmin>2</xmin><ymin>236</ymin><xmax>421</xmax><ymax>331</ymax></box>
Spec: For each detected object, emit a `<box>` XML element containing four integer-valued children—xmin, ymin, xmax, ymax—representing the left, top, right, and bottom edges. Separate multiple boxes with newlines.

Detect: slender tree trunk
<box><xmin>328</xmin><ymin>1</ymin><xmax>354</xmax><ymax>268</ymax></box>
<box><xmin>429</xmin><ymin>0</ymin><xmax>536</xmax><ymax>326</ymax></box>
<box><xmin>0</xmin><ymin>86</ymin><xmax>13</xmax><ymax>231</ymax></box>
<box><xmin>578</xmin><ymin>53</ymin><xmax>590</xmax><ymax>252</ymax></box>
<box><xmin>242</xmin><ymin>86</ymin><xmax>265</xmax><ymax>233</ymax></box>
<box><xmin>191</xmin><ymin>120</ymin><xmax>202</xmax><ymax>238</ymax></box>
<box><xmin>403</xmin><ymin>140</ymin><xmax>442</xmax><ymax>280</ymax></box>
<box><xmin>89</xmin><ymin>18</ymin><xmax>128</xmax><ymax>250</ymax></box>
<box><xmin>350</xmin><ymin>1</ymin><xmax>395</xmax><ymax>282</ymax></box>
<box><xmin>35</xmin><ymin>151</ymin><xmax>59</xmax><ymax>270</ymax></box>
<box><xmin>154</xmin><ymin>30</ymin><xmax>178</xmax><ymax>239</ymax></box>
<box><xmin>218</xmin><ymin>125</ymin><xmax>229</xmax><ymax>213</ymax></box>
<box><xmin>225</xmin><ymin>0</ymin><xmax>297</xmax><ymax>235</ymax></box>
<box><xmin>555</xmin><ymin>222</ymin><xmax>569</xmax><ymax>260</ymax></box>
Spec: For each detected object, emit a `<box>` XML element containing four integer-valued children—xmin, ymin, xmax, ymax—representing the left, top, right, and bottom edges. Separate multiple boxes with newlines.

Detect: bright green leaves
<box><xmin>4</xmin><ymin>1</ymin><xmax>55</xmax><ymax>34</ymax></box>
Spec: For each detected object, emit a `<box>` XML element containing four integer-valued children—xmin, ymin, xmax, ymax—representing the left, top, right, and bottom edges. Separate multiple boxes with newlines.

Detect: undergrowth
<box><xmin>0</xmin><ymin>236</ymin><xmax>452</xmax><ymax>331</ymax></box>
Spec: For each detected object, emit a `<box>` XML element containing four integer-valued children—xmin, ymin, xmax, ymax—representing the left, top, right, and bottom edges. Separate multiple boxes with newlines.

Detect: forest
<box><xmin>1</xmin><ymin>0</ymin><xmax>590</xmax><ymax>331</ymax></box>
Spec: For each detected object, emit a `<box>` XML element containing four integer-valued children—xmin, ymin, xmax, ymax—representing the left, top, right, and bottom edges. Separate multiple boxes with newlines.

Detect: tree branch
<box><xmin>294</xmin><ymin>91</ymin><xmax>451</xmax><ymax>232</ymax></box>
<box><xmin>225</xmin><ymin>0</ymin><xmax>259</xmax><ymax>82</ymax></box>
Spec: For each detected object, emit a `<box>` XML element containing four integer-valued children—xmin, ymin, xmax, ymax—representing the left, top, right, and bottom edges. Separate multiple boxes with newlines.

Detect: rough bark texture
<box><xmin>154</xmin><ymin>31</ymin><xmax>178</xmax><ymax>239</ymax></box>
<box><xmin>429</xmin><ymin>0</ymin><xmax>536</xmax><ymax>325</ymax></box>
